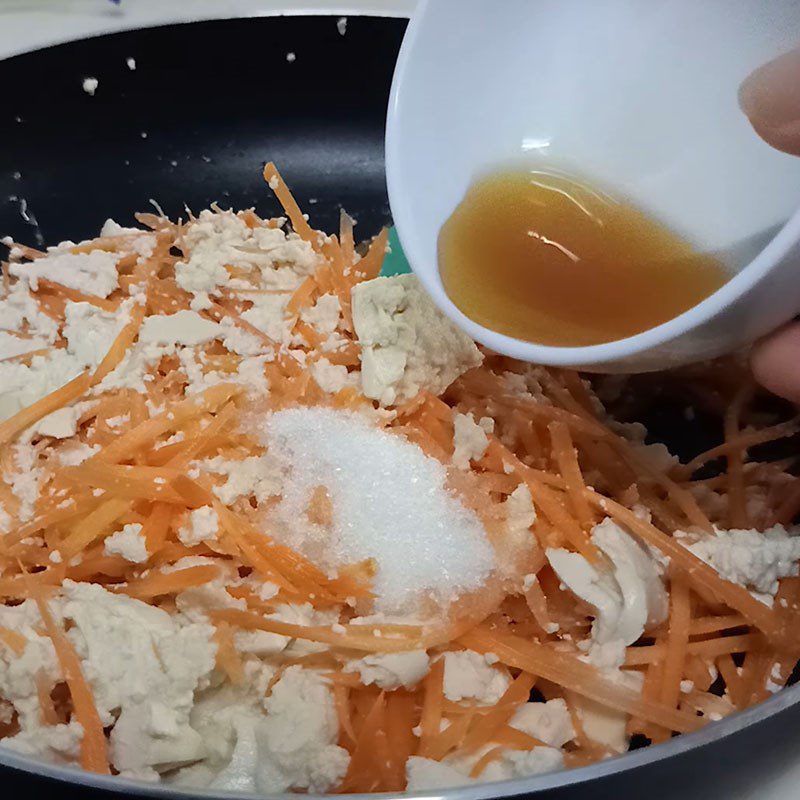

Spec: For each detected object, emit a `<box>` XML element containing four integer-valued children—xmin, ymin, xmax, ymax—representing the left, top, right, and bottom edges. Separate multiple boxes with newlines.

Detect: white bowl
<box><xmin>386</xmin><ymin>0</ymin><xmax>800</xmax><ymax>372</ymax></box>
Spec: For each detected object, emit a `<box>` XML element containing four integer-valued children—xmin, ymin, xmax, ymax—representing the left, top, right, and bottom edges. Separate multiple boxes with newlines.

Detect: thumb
<box><xmin>739</xmin><ymin>46</ymin><xmax>800</xmax><ymax>156</ymax></box>
<box><xmin>751</xmin><ymin>322</ymin><xmax>800</xmax><ymax>403</ymax></box>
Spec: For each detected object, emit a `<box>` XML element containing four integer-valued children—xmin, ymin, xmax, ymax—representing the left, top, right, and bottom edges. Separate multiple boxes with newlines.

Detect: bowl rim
<box><xmin>2</xmin><ymin>6</ymin><xmax>800</xmax><ymax>800</ymax></box>
<box><xmin>385</xmin><ymin>0</ymin><xmax>800</xmax><ymax>367</ymax></box>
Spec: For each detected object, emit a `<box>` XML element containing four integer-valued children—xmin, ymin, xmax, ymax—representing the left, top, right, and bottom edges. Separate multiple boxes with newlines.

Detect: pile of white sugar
<box><xmin>263</xmin><ymin>407</ymin><xmax>494</xmax><ymax>615</ymax></box>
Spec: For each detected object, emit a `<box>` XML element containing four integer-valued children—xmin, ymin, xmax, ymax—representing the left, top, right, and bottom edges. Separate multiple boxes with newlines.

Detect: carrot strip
<box><xmin>460</xmin><ymin>671</ymin><xmax>536</xmax><ymax>753</ymax></box>
<box><xmin>677</xmin><ymin>420</ymin><xmax>799</xmax><ymax>478</ymax></box>
<box><xmin>724</xmin><ymin>384</ymin><xmax>753</xmax><ymax>530</ymax></box>
<box><xmin>625</xmin><ymin>634</ymin><xmax>762</xmax><ymax>665</ymax></box>
<box><xmin>35</xmin><ymin>670</ymin><xmax>59</xmax><ymax>725</ymax></box>
<box><xmin>0</xmin><ymin>627</ymin><xmax>27</xmax><ymax>654</ymax></box>
<box><xmin>357</xmin><ymin>228</ymin><xmax>389</xmax><ymax>281</ymax></box>
<box><xmin>460</xmin><ymin>626</ymin><xmax>704</xmax><ymax>733</ymax></box>
<box><xmin>660</xmin><ymin>576</ymin><xmax>691</xmax><ymax>709</ymax></box>
<box><xmin>33</xmin><ymin>592</ymin><xmax>109</xmax><ymax>773</ymax></box>
<box><xmin>56</xmin><ymin>497</ymin><xmax>132</xmax><ymax>561</ymax></box>
<box><xmin>91</xmin><ymin>304</ymin><xmax>144</xmax><ymax>385</ymax></box>
<box><xmin>34</xmin><ymin>279</ymin><xmax>119</xmax><ymax>311</ymax></box>
<box><xmin>469</xmin><ymin>745</ymin><xmax>506</xmax><ymax>778</ymax></box>
<box><xmin>418</xmin><ymin>658</ymin><xmax>445</xmax><ymax>757</ymax></box>
<box><xmin>120</xmin><ymin>564</ymin><xmax>220</xmax><ymax>599</ymax></box>
<box><xmin>549</xmin><ymin>421</ymin><xmax>595</xmax><ymax>531</ymax></box>
<box><xmin>0</xmin><ymin>372</ymin><xmax>91</xmax><ymax>446</ymax></box>
<box><xmin>210</xmin><ymin>607</ymin><xmax>434</xmax><ymax>653</ymax></box>
<box><xmin>333</xmin><ymin>684</ymin><xmax>357</xmax><ymax>745</ymax></box>
<box><xmin>140</xmin><ymin>502</ymin><xmax>174</xmax><ymax>553</ymax></box>
<box><xmin>339</xmin><ymin>692</ymin><xmax>388</xmax><ymax>792</ymax></box>
<box><xmin>213</xmin><ymin>623</ymin><xmax>245</xmax><ymax>685</ymax></box>
<box><xmin>689</xmin><ymin>614</ymin><xmax>747</xmax><ymax>636</ymax></box>
<box><xmin>263</xmin><ymin>163</ymin><xmax>318</xmax><ymax>246</ymax></box>
<box><xmin>92</xmin><ymin>383</ymin><xmax>241</xmax><ymax>464</ymax></box>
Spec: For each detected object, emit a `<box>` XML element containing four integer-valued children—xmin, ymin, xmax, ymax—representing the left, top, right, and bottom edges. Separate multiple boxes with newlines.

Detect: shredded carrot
<box><xmin>210</xmin><ymin>607</ymin><xmax>433</xmax><ymax>653</ymax></box>
<box><xmin>0</xmin><ymin>626</ymin><xmax>26</xmax><ymax>655</ymax></box>
<box><xmin>460</xmin><ymin>626</ymin><xmax>704</xmax><ymax>733</ymax></box>
<box><xmin>659</xmin><ymin>576</ymin><xmax>691</xmax><ymax>709</ymax></box>
<box><xmin>35</xmin><ymin>670</ymin><xmax>59</xmax><ymax>725</ymax></box>
<box><xmin>585</xmin><ymin>493</ymin><xmax>787</xmax><ymax>644</ymax></box>
<box><xmin>339</xmin><ymin>692</ymin><xmax>388</xmax><ymax>792</ymax></box>
<box><xmin>333</xmin><ymin>684</ymin><xmax>357</xmax><ymax>745</ymax></box>
<box><xmin>356</xmin><ymin>227</ymin><xmax>389</xmax><ymax>281</ymax></box>
<box><xmin>33</xmin><ymin>591</ymin><xmax>109</xmax><ymax>773</ymax></box>
<box><xmin>548</xmin><ymin>421</ymin><xmax>595</xmax><ymax>531</ymax></box>
<box><xmin>91</xmin><ymin>304</ymin><xmax>144</xmax><ymax>385</ymax></box>
<box><xmin>0</xmin><ymin>371</ymin><xmax>91</xmax><ymax>446</ymax></box>
<box><xmin>263</xmin><ymin>162</ymin><xmax>318</xmax><ymax>246</ymax></box>
<box><xmin>468</xmin><ymin>745</ymin><xmax>506</xmax><ymax>778</ymax></box>
<box><xmin>417</xmin><ymin>658</ymin><xmax>445</xmax><ymax>757</ymax></box>
<box><xmin>56</xmin><ymin>497</ymin><xmax>132</xmax><ymax>561</ymax></box>
<box><xmin>120</xmin><ymin>564</ymin><xmax>221</xmax><ymax>599</ymax></box>
<box><xmin>460</xmin><ymin>670</ymin><xmax>536</xmax><ymax>753</ymax></box>
<box><xmin>1</xmin><ymin>170</ymin><xmax>797</xmax><ymax>786</ymax></box>
<box><xmin>212</xmin><ymin>623</ymin><xmax>245</xmax><ymax>685</ymax></box>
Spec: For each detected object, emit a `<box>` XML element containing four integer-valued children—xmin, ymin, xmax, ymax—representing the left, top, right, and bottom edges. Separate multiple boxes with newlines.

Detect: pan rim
<box><xmin>1</xmin><ymin>6</ymin><xmax>798</xmax><ymax>799</ymax></box>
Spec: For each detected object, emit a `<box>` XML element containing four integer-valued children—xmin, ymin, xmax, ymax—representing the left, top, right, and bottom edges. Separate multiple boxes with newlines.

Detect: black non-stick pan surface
<box><xmin>2</xmin><ymin>13</ymin><xmax>800</xmax><ymax>800</ymax></box>
<box><xmin>1</xmin><ymin>16</ymin><xmax>401</xmax><ymax>250</ymax></box>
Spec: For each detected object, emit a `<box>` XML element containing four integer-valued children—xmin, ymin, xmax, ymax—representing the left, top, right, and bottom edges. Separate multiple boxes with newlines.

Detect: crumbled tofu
<box><xmin>344</xmin><ymin>651</ymin><xmax>430</xmax><ymax>689</ymax></box>
<box><xmin>452</xmin><ymin>412</ymin><xmax>493</xmax><ymax>469</ymax></box>
<box><xmin>8</xmin><ymin>442</ymin><xmax>43</xmax><ymax>521</ymax></box>
<box><xmin>442</xmin><ymin>650</ymin><xmax>511</xmax><ymax>704</ymax></box>
<box><xmin>352</xmin><ymin>275</ymin><xmax>482</xmax><ymax>406</ymax></box>
<box><xmin>33</xmin><ymin>405</ymin><xmax>82</xmax><ymax>439</ymax></box>
<box><xmin>572</xmin><ymin>669</ymin><xmax>644</xmax><ymax>753</ymax></box>
<box><xmin>82</xmin><ymin>76</ymin><xmax>99</xmax><ymax>95</ymax></box>
<box><xmin>178</xmin><ymin>506</ymin><xmax>220</xmax><ymax>546</ymax></box>
<box><xmin>10</xmin><ymin>249</ymin><xmax>120</xmax><ymax>298</ymax></box>
<box><xmin>547</xmin><ymin>517</ymin><xmax>667</xmax><ymax>662</ymax></box>
<box><xmin>65</xmin><ymin>300</ymin><xmax>131</xmax><ymax>368</ymax></box>
<box><xmin>174</xmin><ymin>210</ymin><xmax>317</xmax><ymax>304</ymax></box>
<box><xmin>504</xmin><ymin>484</ymin><xmax>537</xmax><ymax>533</ymax></box>
<box><xmin>509</xmin><ymin>699</ymin><xmax>575</xmax><ymax>747</ymax></box>
<box><xmin>300</xmin><ymin>294</ymin><xmax>341</xmax><ymax>336</ymax></box>
<box><xmin>406</xmin><ymin>745</ymin><xmax>565</xmax><ymax>790</ymax></box>
<box><xmin>200</xmin><ymin>455</ymin><xmax>283</xmax><ymax>505</ymax></box>
<box><xmin>139</xmin><ymin>310</ymin><xmax>221</xmax><ymax>346</ymax></box>
<box><xmin>104</xmin><ymin>523</ymin><xmax>149</xmax><ymax>563</ymax></box>
<box><xmin>0</xmin><ymin>582</ymin><xmax>216</xmax><ymax>773</ymax></box>
<box><xmin>252</xmin><ymin>666</ymin><xmax>349</xmax><ymax>793</ymax></box>
<box><xmin>57</xmin><ymin>441</ymin><xmax>99</xmax><ymax>467</ymax></box>
<box><xmin>405</xmin><ymin>757</ymin><xmax>473</xmax><ymax>790</ymax></box>
<box><xmin>679</xmin><ymin>525</ymin><xmax>800</xmax><ymax>601</ymax></box>
<box><xmin>310</xmin><ymin>358</ymin><xmax>357</xmax><ymax>394</ymax></box>
<box><xmin>60</xmin><ymin>581</ymin><xmax>216</xmax><ymax>772</ymax></box>
<box><xmin>0</xmin><ymin>297</ymin><xmax>128</xmax><ymax>422</ymax></box>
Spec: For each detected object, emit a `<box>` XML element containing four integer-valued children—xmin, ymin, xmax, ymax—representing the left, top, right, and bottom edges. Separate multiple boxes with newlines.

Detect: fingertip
<box><xmin>739</xmin><ymin>46</ymin><xmax>800</xmax><ymax>156</ymax></box>
<box><xmin>751</xmin><ymin>323</ymin><xmax>800</xmax><ymax>403</ymax></box>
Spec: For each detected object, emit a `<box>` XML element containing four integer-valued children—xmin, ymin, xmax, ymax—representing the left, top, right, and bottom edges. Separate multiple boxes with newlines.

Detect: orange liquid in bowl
<box><xmin>438</xmin><ymin>169</ymin><xmax>729</xmax><ymax>347</ymax></box>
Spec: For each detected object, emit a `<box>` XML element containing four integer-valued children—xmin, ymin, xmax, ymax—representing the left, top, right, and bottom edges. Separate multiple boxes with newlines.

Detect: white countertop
<box><xmin>0</xmin><ymin>2</ymin><xmax>797</xmax><ymax>798</ymax></box>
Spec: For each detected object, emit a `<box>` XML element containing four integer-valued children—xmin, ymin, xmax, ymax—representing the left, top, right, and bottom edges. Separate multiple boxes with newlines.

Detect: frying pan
<box><xmin>1</xmin><ymin>12</ymin><xmax>800</xmax><ymax>800</ymax></box>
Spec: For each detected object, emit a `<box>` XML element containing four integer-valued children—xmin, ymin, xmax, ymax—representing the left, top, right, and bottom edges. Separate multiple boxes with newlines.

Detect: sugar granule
<box><xmin>264</xmin><ymin>407</ymin><xmax>494</xmax><ymax>615</ymax></box>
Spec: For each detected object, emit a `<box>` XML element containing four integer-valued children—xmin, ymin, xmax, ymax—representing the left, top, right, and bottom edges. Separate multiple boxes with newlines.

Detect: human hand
<box><xmin>739</xmin><ymin>47</ymin><xmax>800</xmax><ymax>401</ymax></box>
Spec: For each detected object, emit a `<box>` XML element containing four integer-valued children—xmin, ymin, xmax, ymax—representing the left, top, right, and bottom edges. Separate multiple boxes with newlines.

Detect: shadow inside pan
<box><xmin>0</xmin><ymin>15</ymin><xmax>406</xmax><ymax>250</ymax></box>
